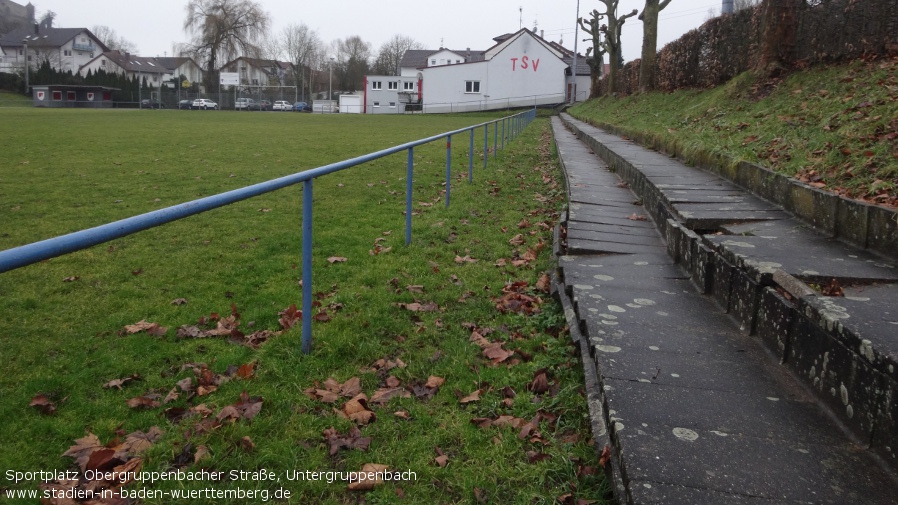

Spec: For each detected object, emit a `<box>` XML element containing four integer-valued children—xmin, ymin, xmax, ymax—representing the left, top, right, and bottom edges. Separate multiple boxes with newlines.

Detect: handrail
<box><xmin>0</xmin><ymin>108</ymin><xmax>537</xmax><ymax>352</ymax></box>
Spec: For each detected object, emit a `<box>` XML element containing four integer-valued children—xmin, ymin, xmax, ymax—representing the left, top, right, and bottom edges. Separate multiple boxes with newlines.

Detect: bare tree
<box><xmin>333</xmin><ymin>36</ymin><xmax>371</xmax><ymax>92</ymax></box>
<box><xmin>756</xmin><ymin>0</ymin><xmax>801</xmax><ymax>75</ymax></box>
<box><xmin>578</xmin><ymin>10</ymin><xmax>608</xmax><ymax>98</ymax></box>
<box><xmin>281</xmin><ymin>23</ymin><xmax>322</xmax><ymax>100</ymax></box>
<box><xmin>183</xmin><ymin>0</ymin><xmax>270</xmax><ymax>90</ymax></box>
<box><xmin>371</xmin><ymin>35</ymin><xmax>424</xmax><ymax>75</ymax></box>
<box><xmin>638</xmin><ymin>0</ymin><xmax>673</xmax><ymax>92</ymax></box>
<box><xmin>92</xmin><ymin>25</ymin><xmax>137</xmax><ymax>54</ymax></box>
<box><xmin>597</xmin><ymin>0</ymin><xmax>638</xmax><ymax>94</ymax></box>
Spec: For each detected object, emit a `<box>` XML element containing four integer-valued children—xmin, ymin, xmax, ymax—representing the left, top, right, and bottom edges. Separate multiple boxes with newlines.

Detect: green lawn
<box><xmin>0</xmin><ymin>109</ymin><xmax>607</xmax><ymax>504</ymax></box>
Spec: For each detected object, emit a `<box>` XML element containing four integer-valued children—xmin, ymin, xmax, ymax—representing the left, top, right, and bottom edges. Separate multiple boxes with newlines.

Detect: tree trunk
<box><xmin>588</xmin><ymin>59</ymin><xmax>602</xmax><ymax>98</ymax></box>
<box><xmin>757</xmin><ymin>0</ymin><xmax>800</xmax><ymax>75</ymax></box>
<box><xmin>638</xmin><ymin>0</ymin><xmax>671</xmax><ymax>93</ymax></box>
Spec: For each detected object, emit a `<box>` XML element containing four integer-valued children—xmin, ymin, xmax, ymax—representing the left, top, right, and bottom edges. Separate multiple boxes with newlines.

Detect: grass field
<box><xmin>0</xmin><ymin>108</ymin><xmax>607</xmax><ymax>504</ymax></box>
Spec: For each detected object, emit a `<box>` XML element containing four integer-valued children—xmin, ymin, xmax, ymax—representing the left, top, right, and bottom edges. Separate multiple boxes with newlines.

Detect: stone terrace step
<box><xmin>551</xmin><ymin>116</ymin><xmax>898</xmax><ymax>504</ymax></box>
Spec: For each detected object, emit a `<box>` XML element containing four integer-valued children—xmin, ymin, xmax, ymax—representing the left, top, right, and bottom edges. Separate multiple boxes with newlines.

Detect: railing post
<box><xmin>406</xmin><ymin>147</ymin><xmax>413</xmax><ymax>245</ymax></box>
<box><xmin>301</xmin><ymin>179</ymin><xmax>314</xmax><ymax>354</ymax></box>
<box><xmin>445</xmin><ymin>135</ymin><xmax>451</xmax><ymax>207</ymax></box>
<box><xmin>483</xmin><ymin>124</ymin><xmax>488</xmax><ymax>169</ymax></box>
<box><xmin>493</xmin><ymin>121</ymin><xmax>498</xmax><ymax>160</ymax></box>
<box><xmin>501</xmin><ymin>118</ymin><xmax>505</xmax><ymax>151</ymax></box>
<box><xmin>468</xmin><ymin>128</ymin><xmax>474</xmax><ymax>183</ymax></box>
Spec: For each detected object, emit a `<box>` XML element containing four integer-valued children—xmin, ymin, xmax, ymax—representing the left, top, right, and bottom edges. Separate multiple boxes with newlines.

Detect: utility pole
<box><xmin>22</xmin><ymin>39</ymin><xmax>29</xmax><ymax>96</ymax></box>
<box><xmin>328</xmin><ymin>56</ymin><xmax>334</xmax><ymax>112</ymax></box>
<box><xmin>571</xmin><ymin>0</ymin><xmax>580</xmax><ymax>104</ymax></box>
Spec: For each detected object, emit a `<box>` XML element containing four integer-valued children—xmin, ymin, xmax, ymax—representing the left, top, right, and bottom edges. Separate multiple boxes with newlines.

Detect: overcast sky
<box><xmin>30</xmin><ymin>0</ymin><xmax>722</xmax><ymax>63</ymax></box>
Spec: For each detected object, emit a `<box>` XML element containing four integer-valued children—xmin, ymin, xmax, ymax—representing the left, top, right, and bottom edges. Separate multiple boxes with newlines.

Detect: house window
<box><xmin>388</xmin><ymin>81</ymin><xmax>398</xmax><ymax>90</ymax></box>
<box><xmin>373</xmin><ymin>101</ymin><xmax>380</xmax><ymax>108</ymax></box>
<box><xmin>101</xmin><ymin>59</ymin><xmax>106</xmax><ymax>66</ymax></box>
<box><xmin>465</xmin><ymin>81</ymin><xmax>481</xmax><ymax>93</ymax></box>
<box><xmin>64</xmin><ymin>50</ymin><xmax>71</xmax><ymax>56</ymax></box>
<box><xmin>371</xmin><ymin>81</ymin><xmax>382</xmax><ymax>90</ymax></box>
<box><xmin>430</xmin><ymin>59</ymin><xmax>436</xmax><ymax>65</ymax></box>
<box><xmin>403</xmin><ymin>81</ymin><xmax>414</xmax><ymax>90</ymax></box>
<box><xmin>389</xmin><ymin>102</ymin><xmax>396</xmax><ymax>108</ymax></box>
<box><xmin>456</xmin><ymin>60</ymin><xmax>461</xmax><ymax>63</ymax></box>
<box><xmin>252</xmin><ymin>79</ymin><xmax>258</xmax><ymax>85</ymax></box>
<box><xmin>52</xmin><ymin>91</ymin><xmax>61</xmax><ymax>100</ymax></box>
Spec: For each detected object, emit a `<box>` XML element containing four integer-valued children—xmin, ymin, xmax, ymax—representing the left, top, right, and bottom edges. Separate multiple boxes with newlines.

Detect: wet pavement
<box><xmin>551</xmin><ymin>115</ymin><xmax>898</xmax><ymax>504</ymax></box>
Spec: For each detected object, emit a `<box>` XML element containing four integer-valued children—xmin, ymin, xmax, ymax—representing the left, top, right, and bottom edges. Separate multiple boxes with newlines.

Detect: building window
<box><xmin>52</xmin><ymin>91</ymin><xmax>61</xmax><ymax>100</ymax></box>
<box><xmin>465</xmin><ymin>81</ymin><xmax>481</xmax><ymax>94</ymax></box>
<box><xmin>389</xmin><ymin>102</ymin><xmax>396</xmax><ymax>108</ymax></box>
<box><xmin>371</xmin><ymin>81</ymin><xmax>382</xmax><ymax>90</ymax></box>
<box><xmin>430</xmin><ymin>59</ymin><xmax>436</xmax><ymax>65</ymax></box>
<box><xmin>388</xmin><ymin>81</ymin><xmax>398</xmax><ymax>90</ymax></box>
<box><xmin>67</xmin><ymin>91</ymin><xmax>76</xmax><ymax>101</ymax></box>
<box><xmin>373</xmin><ymin>101</ymin><xmax>380</xmax><ymax>108</ymax></box>
<box><xmin>456</xmin><ymin>60</ymin><xmax>461</xmax><ymax>63</ymax></box>
<box><xmin>64</xmin><ymin>50</ymin><xmax>71</xmax><ymax>56</ymax></box>
<box><xmin>403</xmin><ymin>81</ymin><xmax>414</xmax><ymax>90</ymax></box>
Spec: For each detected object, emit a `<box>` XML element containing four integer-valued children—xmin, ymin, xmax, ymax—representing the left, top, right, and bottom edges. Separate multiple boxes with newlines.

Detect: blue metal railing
<box><xmin>0</xmin><ymin>108</ymin><xmax>537</xmax><ymax>353</ymax></box>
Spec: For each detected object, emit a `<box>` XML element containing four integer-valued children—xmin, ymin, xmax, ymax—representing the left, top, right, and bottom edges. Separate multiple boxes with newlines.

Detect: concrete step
<box><xmin>551</xmin><ymin>116</ymin><xmax>898</xmax><ymax>504</ymax></box>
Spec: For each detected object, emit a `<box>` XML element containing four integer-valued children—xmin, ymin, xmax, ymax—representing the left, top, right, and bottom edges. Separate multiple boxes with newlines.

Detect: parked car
<box><xmin>272</xmin><ymin>100</ymin><xmax>292</xmax><ymax>111</ymax></box>
<box><xmin>191</xmin><ymin>98</ymin><xmax>218</xmax><ymax>110</ymax></box>
<box><xmin>140</xmin><ymin>99</ymin><xmax>164</xmax><ymax>109</ymax></box>
<box><xmin>178</xmin><ymin>99</ymin><xmax>192</xmax><ymax>110</ymax></box>
<box><xmin>235</xmin><ymin>97</ymin><xmax>255</xmax><ymax>110</ymax></box>
<box><xmin>250</xmin><ymin>99</ymin><xmax>271</xmax><ymax>111</ymax></box>
<box><xmin>292</xmin><ymin>101</ymin><xmax>311</xmax><ymax>112</ymax></box>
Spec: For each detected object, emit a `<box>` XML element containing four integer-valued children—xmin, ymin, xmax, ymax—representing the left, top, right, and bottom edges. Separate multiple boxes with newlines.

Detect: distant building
<box><xmin>220</xmin><ymin>57</ymin><xmax>294</xmax><ymax>87</ymax></box>
<box><xmin>0</xmin><ymin>20</ymin><xmax>108</xmax><ymax>75</ymax></box>
<box><xmin>364</xmin><ymin>29</ymin><xmax>586</xmax><ymax>114</ymax></box>
<box><xmin>79</xmin><ymin>51</ymin><xmax>204</xmax><ymax>90</ymax></box>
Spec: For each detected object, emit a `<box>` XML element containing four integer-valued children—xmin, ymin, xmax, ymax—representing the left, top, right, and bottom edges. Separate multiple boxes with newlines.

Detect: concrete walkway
<box><xmin>551</xmin><ymin>115</ymin><xmax>898</xmax><ymax>504</ymax></box>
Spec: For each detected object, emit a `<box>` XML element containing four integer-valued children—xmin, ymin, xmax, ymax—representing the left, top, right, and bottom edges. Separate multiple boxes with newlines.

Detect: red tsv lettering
<box><xmin>510</xmin><ymin>56</ymin><xmax>540</xmax><ymax>72</ymax></box>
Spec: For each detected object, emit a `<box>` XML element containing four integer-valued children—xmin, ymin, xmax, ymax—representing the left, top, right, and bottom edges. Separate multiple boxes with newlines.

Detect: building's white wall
<box><xmin>365</xmin><ymin>74</ymin><xmax>419</xmax><ymax>113</ymax></box>
<box><xmin>571</xmin><ymin>74</ymin><xmax>590</xmax><ymax>102</ymax></box>
<box><xmin>420</xmin><ymin>62</ymin><xmax>490</xmax><ymax>113</ymax></box>
<box><xmin>426</xmin><ymin>49</ymin><xmax>465</xmax><ymax>67</ymax></box>
<box><xmin>421</xmin><ymin>32</ymin><xmax>566</xmax><ymax>113</ymax></box>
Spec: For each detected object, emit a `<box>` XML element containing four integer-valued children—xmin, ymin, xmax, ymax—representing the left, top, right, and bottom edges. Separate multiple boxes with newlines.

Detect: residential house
<box><xmin>79</xmin><ymin>51</ymin><xmax>204</xmax><ymax>90</ymax></box>
<box><xmin>151</xmin><ymin>56</ymin><xmax>205</xmax><ymax>89</ymax></box>
<box><xmin>0</xmin><ymin>20</ymin><xmax>108</xmax><ymax>75</ymax></box>
<box><xmin>219</xmin><ymin>57</ymin><xmax>294</xmax><ymax>88</ymax></box>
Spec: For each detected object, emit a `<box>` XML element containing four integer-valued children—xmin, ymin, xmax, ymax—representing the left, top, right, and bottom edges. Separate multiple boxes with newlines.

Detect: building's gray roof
<box><xmin>152</xmin><ymin>57</ymin><xmax>195</xmax><ymax>72</ymax></box>
<box><xmin>563</xmin><ymin>56</ymin><xmax>592</xmax><ymax>76</ymax></box>
<box><xmin>399</xmin><ymin>48</ymin><xmax>486</xmax><ymax>70</ymax></box>
<box><xmin>100</xmin><ymin>50</ymin><xmax>170</xmax><ymax>74</ymax></box>
<box><xmin>1</xmin><ymin>26</ymin><xmax>108</xmax><ymax>52</ymax></box>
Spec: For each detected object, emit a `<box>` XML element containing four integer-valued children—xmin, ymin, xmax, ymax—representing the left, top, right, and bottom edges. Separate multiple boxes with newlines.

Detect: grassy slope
<box><xmin>0</xmin><ymin>109</ymin><xmax>607</xmax><ymax>504</ymax></box>
<box><xmin>569</xmin><ymin>57</ymin><xmax>898</xmax><ymax>207</ymax></box>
